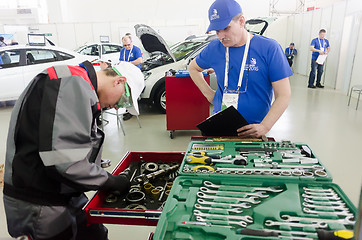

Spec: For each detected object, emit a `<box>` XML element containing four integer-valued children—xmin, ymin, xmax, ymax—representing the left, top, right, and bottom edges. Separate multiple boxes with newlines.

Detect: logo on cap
<box><xmin>210</xmin><ymin>9</ymin><xmax>220</xmax><ymax>21</ymax></box>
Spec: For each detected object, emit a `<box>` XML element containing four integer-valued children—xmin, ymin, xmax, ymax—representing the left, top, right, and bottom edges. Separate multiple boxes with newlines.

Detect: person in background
<box><xmin>189</xmin><ymin>0</ymin><xmax>292</xmax><ymax>138</ymax></box>
<box><xmin>285</xmin><ymin>43</ymin><xmax>297</xmax><ymax>67</ymax></box>
<box><xmin>119</xmin><ymin>34</ymin><xmax>143</xmax><ymax>120</ymax></box>
<box><xmin>0</xmin><ymin>37</ymin><xmax>7</xmax><ymax>47</ymax></box>
<box><xmin>3</xmin><ymin>61</ymin><xmax>145</xmax><ymax>240</ymax></box>
<box><xmin>308</xmin><ymin>29</ymin><xmax>330</xmax><ymax>88</ymax></box>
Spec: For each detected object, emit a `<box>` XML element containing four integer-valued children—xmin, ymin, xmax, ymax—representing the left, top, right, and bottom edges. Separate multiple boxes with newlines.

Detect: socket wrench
<box><xmin>204</xmin><ymin>181</ymin><xmax>283</xmax><ymax>193</ymax></box>
<box><xmin>199</xmin><ymin>187</ymin><xmax>269</xmax><ymax>198</ymax></box>
<box><xmin>197</xmin><ymin>192</ymin><xmax>261</xmax><ymax>204</ymax></box>
<box><xmin>197</xmin><ymin>198</ymin><xmax>251</xmax><ymax>209</ymax></box>
<box><xmin>193</xmin><ymin>209</ymin><xmax>253</xmax><ymax>223</ymax></box>
<box><xmin>265</xmin><ymin>219</ymin><xmax>327</xmax><ymax>228</ymax></box>
<box><xmin>255</xmin><ymin>163</ymin><xmax>324</xmax><ymax>170</ymax></box>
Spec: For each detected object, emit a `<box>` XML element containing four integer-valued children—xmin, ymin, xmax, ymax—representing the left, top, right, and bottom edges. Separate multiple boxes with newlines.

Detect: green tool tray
<box><xmin>179</xmin><ymin>140</ymin><xmax>333</xmax><ymax>182</ymax></box>
<box><xmin>153</xmin><ymin>176</ymin><xmax>356</xmax><ymax>240</ymax></box>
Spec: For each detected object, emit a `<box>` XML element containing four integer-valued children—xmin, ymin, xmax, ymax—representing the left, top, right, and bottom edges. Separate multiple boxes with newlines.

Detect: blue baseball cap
<box><xmin>290</xmin><ymin>43</ymin><xmax>295</xmax><ymax>45</ymax></box>
<box><xmin>207</xmin><ymin>0</ymin><xmax>242</xmax><ymax>33</ymax></box>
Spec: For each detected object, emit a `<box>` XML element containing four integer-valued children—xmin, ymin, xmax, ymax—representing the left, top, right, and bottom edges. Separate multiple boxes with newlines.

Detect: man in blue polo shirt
<box><xmin>285</xmin><ymin>43</ymin><xmax>297</xmax><ymax>67</ymax></box>
<box><xmin>189</xmin><ymin>0</ymin><xmax>292</xmax><ymax>138</ymax></box>
<box><xmin>308</xmin><ymin>29</ymin><xmax>330</xmax><ymax>88</ymax></box>
<box><xmin>119</xmin><ymin>34</ymin><xmax>143</xmax><ymax>120</ymax></box>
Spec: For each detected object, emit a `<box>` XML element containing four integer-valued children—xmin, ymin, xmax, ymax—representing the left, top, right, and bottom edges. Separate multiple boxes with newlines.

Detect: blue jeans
<box><xmin>308</xmin><ymin>59</ymin><xmax>324</xmax><ymax>87</ymax></box>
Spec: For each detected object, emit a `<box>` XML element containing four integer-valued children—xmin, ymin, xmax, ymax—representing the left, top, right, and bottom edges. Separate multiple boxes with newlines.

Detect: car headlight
<box><xmin>143</xmin><ymin>71</ymin><xmax>151</xmax><ymax>81</ymax></box>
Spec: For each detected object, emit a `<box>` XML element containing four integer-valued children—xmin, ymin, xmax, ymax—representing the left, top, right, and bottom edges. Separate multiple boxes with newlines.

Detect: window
<box><xmin>103</xmin><ymin>44</ymin><xmax>122</xmax><ymax>54</ymax></box>
<box><xmin>26</xmin><ymin>49</ymin><xmax>57</xmax><ymax>65</ymax></box>
<box><xmin>171</xmin><ymin>41</ymin><xmax>204</xmax><ymax>61</ymax></box>
<box><xmin>78</xmin><ymin>45</ymin><xmax>99</xmax><ymax>56</ymax></box>
<box><xmin>58</xmin><ymin>51</ymin><xmax>74</xmax><ymax>60</ymax></box>
<box><xmin>0</xmin><ymin>50</ymin><xmax>21</xmax><ymax>68</ymax></box>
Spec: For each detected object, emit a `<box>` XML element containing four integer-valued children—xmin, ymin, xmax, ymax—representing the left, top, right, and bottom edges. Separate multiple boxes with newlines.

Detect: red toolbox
<box><xmin>84</xmin><ymin>152</ymin><xmax>184</xmax><ymax>226</ymax></box>
<box><xmin>165</xmin><ymin>74</ymin><xmax>210</xmax><ymax>139</ymax></box>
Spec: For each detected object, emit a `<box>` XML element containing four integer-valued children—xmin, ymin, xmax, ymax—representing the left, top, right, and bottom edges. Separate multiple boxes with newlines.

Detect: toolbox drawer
<box><xmin>84</xmin><ymin>152</ymin><xmax>184</xmax><ymax>226</ymax></box>
<box><xmin>153</xmin><ymin>176</ymin><xmax>356</xmax><ymax>240</ymax></box>
<box><xmin>179</xmin><ymin>140</ymin><xmax>333</xmax><ymax>182</ymax></box>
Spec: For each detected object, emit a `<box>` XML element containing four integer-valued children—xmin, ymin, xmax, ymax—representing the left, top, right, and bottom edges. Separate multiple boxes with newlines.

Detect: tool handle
<box><xmin>237</xmin><ymin>228</ymin><xmax>279</xmax><ymax>237</ymax></box>
<box><xmin>317</xmin><ymin>229</ymin><xmax>354</xmax><ymax>240</ymax></box>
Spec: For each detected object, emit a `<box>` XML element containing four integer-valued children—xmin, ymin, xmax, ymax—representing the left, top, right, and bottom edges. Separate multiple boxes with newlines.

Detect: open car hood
<box><xmin>134</xmin><ymin>24</ymin><xmax>176</xmax><ymax>62</ymax></box>
<box><xmin>245</xmin><ymin>17</ymin><xmax>276</xmax><ymax>35</ymax></box>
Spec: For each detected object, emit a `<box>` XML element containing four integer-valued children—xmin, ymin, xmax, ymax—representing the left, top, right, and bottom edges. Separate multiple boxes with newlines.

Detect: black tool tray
<box><xmin>152</xmin><ymin>176</ymin><xmax>356</xmax><ymax>240</ymax></box>
<box><xmin>179</xmin><ymin>140</ymin><xmax>333</xmax><ymax>182</ymax></box>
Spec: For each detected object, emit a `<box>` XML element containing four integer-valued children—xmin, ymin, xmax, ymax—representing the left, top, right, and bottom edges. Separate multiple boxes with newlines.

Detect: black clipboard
<box><xmin>196</xmin><ymin>106</ymin><xmax>249</xmax><ymax>136</ymax></box>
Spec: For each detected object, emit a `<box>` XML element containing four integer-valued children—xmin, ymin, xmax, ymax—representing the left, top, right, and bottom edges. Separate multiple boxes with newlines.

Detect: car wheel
<box><xmin>154</xmin><ymin>85</ymin><xmax>166</xmax><ymax>113</ymax></box>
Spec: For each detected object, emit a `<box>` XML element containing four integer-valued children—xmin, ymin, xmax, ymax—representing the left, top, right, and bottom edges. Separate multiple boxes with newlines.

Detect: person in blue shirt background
<box><xmin>119</xmin><ymin>34</ymin><xmax>143</xmax><ymax>120</ymax></box>
<box><xmin>285</xmin><ymin>43</ymin><xmax>297</xmax><ymax>67</ymax></box>
<box><xmin>189</xmin><ymin>0</ymin><xmax>292</xmax><ymax>138</ymax></box>
<box><xmin>119</xmin><ymin>34</ymin><xmax>143</xmax><ymax>69</ymax></box>
<box><xmin>308</xmin><ymin>29</ymin><xmax>330</xmax><ymax>88</ymax></box>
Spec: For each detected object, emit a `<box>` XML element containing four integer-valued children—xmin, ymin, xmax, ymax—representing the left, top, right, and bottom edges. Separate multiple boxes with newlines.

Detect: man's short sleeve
<box><xmin>119</xmin><ymin>48</ymin><xmax>124</xmax><ymax>61</ymax></box>
<box><xmin>195</xmin><ymin>43</ymin><xmax>212</xmax><ymax>70</ymax></box>
<box><xmin>326</xmin><ymin>39</ymin><xmax>330</xmax><ymax>48</ymax></box>
<box><xmin>134</xmin><ymin>46</ymin><xmax>143</xmax><ymax>59</ymax></box>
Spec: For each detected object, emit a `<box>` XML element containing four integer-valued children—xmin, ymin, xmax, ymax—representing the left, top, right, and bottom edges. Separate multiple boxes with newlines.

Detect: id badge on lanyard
<box><xmin>221</xmin><ymin>33</ymin><xmax>250</xmax><ymax>111</ymax></box>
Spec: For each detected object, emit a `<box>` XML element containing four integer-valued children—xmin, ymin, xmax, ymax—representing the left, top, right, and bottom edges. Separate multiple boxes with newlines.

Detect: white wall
<box><xmin>266</xmin><ymin>0</ymin><xmax>362</xmax><ymax>94</ymax></box>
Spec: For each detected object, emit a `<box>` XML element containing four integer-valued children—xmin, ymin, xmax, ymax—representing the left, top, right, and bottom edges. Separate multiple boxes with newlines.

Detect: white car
<box><xmin>75</xmin><ymin>42</ymin><xmax>123</xmax><ymax>65</ymax></box>
<box><xmin>135</xmin><ymin>24</ymin><xmax>218</xmax><ymax>113</ymax></box>
<box><xmin>135</xmin><ymin>19</ymin><xmax>272</xmax><ymax>113</ymax></box>
<box><xmin>0</xmin><ymin>45</ymin><xmax>95</xmax><ymax>101</ymax></box>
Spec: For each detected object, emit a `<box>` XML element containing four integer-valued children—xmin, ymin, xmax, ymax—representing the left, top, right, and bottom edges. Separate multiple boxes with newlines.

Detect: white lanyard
<box><xmin>123</xmin><ymin>45</ymin><xmax>133</xmax><ymax>62</ymax></box>
<box><xmin>289</xmin><ymin>48</ymin><xmax>292</xmax><ymax>55</ymax></box>
<box><xmin>224</xmin><ymin>32</ymin><xmax>251</xmax><ymax>92</ymax></box>
<box><xmin>319</xmin><ymin>38</ymin><xmax>324</xmax><ymax>49</ymax></box>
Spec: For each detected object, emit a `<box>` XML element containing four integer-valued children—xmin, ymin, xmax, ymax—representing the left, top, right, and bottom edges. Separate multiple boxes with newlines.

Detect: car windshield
<box><xmin>170</xmin><ymin>41</ymin><xmax>204</xmax><ymax>61</ymax></box>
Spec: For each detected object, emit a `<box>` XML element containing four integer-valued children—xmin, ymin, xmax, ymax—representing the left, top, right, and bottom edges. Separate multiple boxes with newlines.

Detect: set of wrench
<box><xmin>189</xmin><ymin>181</ymin><xmax>284</xmax><ymax>229</ymax></box>
<box><xmin>301</xmin><ymin>186</ymin><xmax>355</xmax><ymax>218</ymax></box>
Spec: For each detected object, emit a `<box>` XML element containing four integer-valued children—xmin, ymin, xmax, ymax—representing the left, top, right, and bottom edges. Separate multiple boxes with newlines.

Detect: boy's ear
<box><xmin>115</xmin><ymin>76</ymin><xmax>127</xmax><ymax>86</ymax></box>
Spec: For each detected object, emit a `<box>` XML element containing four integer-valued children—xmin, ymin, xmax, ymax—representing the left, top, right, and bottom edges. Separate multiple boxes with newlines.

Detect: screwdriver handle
<box><xmin>317</xmin><ymin>229</ymin><xmax>354</xmax><ymax>240</ymax></box>
<box><xmin>237</xmin><ymin>228</ymin><xmax>278</xmax><ymax>237</ymax></box>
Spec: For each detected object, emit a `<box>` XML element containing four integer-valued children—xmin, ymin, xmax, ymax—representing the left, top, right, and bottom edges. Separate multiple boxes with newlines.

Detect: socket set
<box><xmin>84</xmin><ymin>152</ymin><xmax>184</xmax><ymax>226</ymax></box>
<box><xmin>179</xmin><ymin>140</ymin><xmax>332</xmax><ymax>181</ymax></box>
<box><xmin>152</xmin><ymin>177</ymin><xmax>356</xmax><ymax>240</ymax></box>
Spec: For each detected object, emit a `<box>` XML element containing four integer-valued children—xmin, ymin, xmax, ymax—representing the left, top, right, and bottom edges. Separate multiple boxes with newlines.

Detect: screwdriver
<box><xmin>186</xmin><ymin>155</ymin><xmax>247</xmax><ymax>165</ymax></box>
<box><xmin>317</xmin><ymin>229</ymin><xmax>354</xmax><ymax>240</ymax></box>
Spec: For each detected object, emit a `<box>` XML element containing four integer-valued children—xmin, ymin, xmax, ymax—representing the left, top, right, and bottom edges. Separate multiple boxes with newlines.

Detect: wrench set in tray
<box><xmin>152</xmin><ymin>140</ymin><xmax>356</xmax><ymax>239</ymax></box>
<box><xmin>180</xmin><ymin>140</ymin><xmax>332</xmax><ymax>181</ymax></box>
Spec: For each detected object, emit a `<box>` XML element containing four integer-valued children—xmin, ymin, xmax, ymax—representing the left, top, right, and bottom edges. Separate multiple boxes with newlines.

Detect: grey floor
<box><xmin>0</xmin><ymin>73</ymin><xmax>361</xmax><ymax>239</ymax></box>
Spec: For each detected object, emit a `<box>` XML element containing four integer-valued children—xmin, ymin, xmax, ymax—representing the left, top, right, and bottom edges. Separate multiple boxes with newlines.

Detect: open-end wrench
<box><xmin>196</xmin><ymin>216</ymin><xmax>247</xmax><ymax>228</ymax></box>
<box><xmin>303</xmin><ymin>187</ymin><xmax>334</xmax><ymax>193</ymax></box>
<box><xmin>199</xmin><ymin>187</ymin><xmax>269</xmax><ymax>198</ymax></box>
<box><xmin>303</xmin><ymin>191</ymin><xmax>338</xmax><ymax>197</ymax></box>
<box><xmin>193</xmin><ymin>209</ymin><xmax>253</xmax><ymax>223</ymax></box>
<box><xmin>194</xmin><ymin>204</ymin><xmax>243</xmax><ymax>214</ymax></box>
<box><xmin>197</xmin><ymin>198</ymin><xmax>252</xmax><ymax>209</ymax></box>
<box><xmin>302</xmin><ymin>202</ymin><xmax>349</xmax><ymax>211</ymax></box>
<box><xmin>302</xmin><ymin>193</ymin><xmax>340</xmax><ymax>201</ymax></box>
<box><xmin>197</xmin><ymin>192</ymin><xmax>261</xmax><ymax>204</ymax></box>
<box><xmin>304</xmin><ymin>198</ymin><xmax>345</xmax><ymax>206</ymax></box>
<box><xmin>265</xmin><ymin>219</ymin><xmax>327</xmax><ymax>228</ymax></box>
<box><xmin>204</xmin><ymin>181</ymin><xmax>283</xmax><ymax>192</ymax></box>
<box><xmin>281</xmin><ymin>215</ymin><xmax>356</xmax><ymax>226</ymax></box>
<box><xmin>303</xmin><ymin>207</ymin><xmax>353</xmax><ymax>217</ymax></box>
